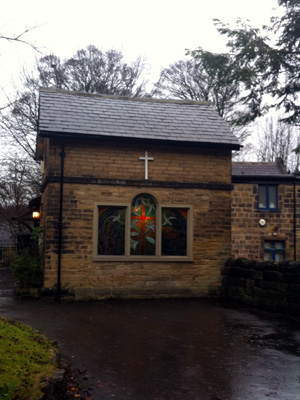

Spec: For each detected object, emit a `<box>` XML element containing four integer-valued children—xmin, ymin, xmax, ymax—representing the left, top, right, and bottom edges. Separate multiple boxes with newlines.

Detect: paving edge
<box><xmin>38</xmin><ymin>350</ymin><xmax>66</xmax><ymax>400</ymax></box>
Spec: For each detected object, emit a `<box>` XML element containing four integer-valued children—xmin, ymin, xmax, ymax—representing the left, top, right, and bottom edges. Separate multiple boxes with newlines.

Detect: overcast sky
<box><xmin>1</xmin><ymin>0</ymin><xmax>280</xmax><ymax>94</ymax></box>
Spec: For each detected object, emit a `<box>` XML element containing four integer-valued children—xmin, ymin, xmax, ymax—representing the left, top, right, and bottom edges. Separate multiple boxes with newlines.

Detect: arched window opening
<box><xmin>131</xmin><ymin>193</ymin><xmax>156</xmax><ymax>255</ymax></box>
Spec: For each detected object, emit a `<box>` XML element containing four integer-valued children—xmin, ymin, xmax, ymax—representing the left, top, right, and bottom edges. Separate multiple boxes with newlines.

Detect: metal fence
<box><xmin>0</xmin><ymin>246</ymin><xmax>17</xmax><ymax>267</ymax></box>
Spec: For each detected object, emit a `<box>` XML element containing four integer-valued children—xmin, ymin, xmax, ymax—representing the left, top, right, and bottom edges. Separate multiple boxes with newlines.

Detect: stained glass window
<box><xmin>161</xmin><ymin>208</ymin><xmax>187</xmax><ymax>256</ymax></box>
<box><xmin>95</xmin><ymin>196</ymin><xmax>191</xmax><ymax>259</ymax></box>
<box><xmin>131</xmin><ymin>194</ymin><xmax>156</xmax><ymax>255</ymax></box>
<box><xmin>98</xmin><ymin>206</ymin><xmax>126</xmax><ymax>255</ymax></box>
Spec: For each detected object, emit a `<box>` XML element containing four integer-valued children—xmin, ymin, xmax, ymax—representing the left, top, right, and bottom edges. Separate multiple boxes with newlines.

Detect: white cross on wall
<box><xmin>139</xmin><ymin>151</ymin><xmax>154</xmax><ymax>180</ymax></box>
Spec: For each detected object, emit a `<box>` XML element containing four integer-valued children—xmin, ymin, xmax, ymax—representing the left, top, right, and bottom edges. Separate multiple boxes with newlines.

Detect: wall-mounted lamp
<box><xmin>32</xmin><ymin>211</ymin><xmax>41</xmax><ymax>219</ymax></box>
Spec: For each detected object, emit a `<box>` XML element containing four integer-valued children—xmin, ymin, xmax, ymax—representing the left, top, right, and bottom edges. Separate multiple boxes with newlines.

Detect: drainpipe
<box><xmin>55</xmin><ymin>144</ymin><xmax>65</xmax><ymax>303</ymax></box>
<box><xmin>293</xmin><ymin>181</ymin><xmax>297</xmax><ymax>261</ymax></box>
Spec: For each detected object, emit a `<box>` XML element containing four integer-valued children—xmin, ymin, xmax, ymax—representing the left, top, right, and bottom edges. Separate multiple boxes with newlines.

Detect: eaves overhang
<box><xmin>38</xmin><ymin>129</ymin><xmax>241</xmax><ymax>151</ymax></box>
<box><xmin>232</xmin><ymin>174</ymin><xmax>297</xmax><ymax>184</ymax></box>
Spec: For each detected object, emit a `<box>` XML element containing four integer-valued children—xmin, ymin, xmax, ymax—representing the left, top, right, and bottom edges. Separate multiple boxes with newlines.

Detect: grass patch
<box><xmin>0</xmin><ymin>316</ymin><xmax>58</xmax><ymax>399</ymax></box>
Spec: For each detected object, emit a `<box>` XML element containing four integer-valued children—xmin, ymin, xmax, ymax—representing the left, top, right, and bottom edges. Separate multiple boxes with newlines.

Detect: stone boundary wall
<box><xmin>222</xmin><ymin>258</ymin><xmax>300</xmax><ymax>316</ymax></box>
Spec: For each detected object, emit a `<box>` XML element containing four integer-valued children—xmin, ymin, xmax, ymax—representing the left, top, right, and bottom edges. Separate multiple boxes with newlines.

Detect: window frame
<box><xmin>258</xmin><ymin>185</ymin><xmax>278</xmax><ymax>211</ymax></box>
<box><xmin>161</xmin><ymin>206</ymin><xmax>190</xmax><ymax>257</ymax></box>
<box><xmin>93</xmin><ymin>197</ymin><xmax>193</xmax><ymax>262</ymax></box>
<box><xmin>97</xmin><ymin>204</ymin><xmax>128</xmax><ymax>256</ymax></box>
<box><xmin>263</xmin><ymin>240</ymin><xmax>285</xmax><ymax>261</ymax></box>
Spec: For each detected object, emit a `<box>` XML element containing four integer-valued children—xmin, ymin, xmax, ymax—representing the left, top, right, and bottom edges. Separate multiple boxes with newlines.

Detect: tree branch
<box><xmin>0</xmin><ymin>26</ymin><xmax>41</xmax><ymax>52</ymax></box>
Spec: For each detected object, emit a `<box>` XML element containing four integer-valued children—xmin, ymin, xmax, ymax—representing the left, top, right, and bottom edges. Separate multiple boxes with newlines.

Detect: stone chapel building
<box><xmin>36</xmin><ymin>88</ymin><xmax>240</xmax><ymax>300</ymax></box>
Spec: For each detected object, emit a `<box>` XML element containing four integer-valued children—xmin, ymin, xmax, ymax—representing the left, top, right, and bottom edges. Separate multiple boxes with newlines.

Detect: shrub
<box><xmin>12</xmin><ymin>250</ymin><xmax>43</xmax><ymax>288</ymax></box>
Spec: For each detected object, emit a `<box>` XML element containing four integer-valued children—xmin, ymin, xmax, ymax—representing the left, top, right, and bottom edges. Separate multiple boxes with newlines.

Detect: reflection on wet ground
<box><xmin>0</xmin><ymin>297</ymin><xmax>299</xmax><ymax>400</ymax></box>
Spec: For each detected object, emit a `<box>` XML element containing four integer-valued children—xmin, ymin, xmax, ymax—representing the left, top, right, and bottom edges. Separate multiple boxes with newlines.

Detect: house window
<box><xmin>93</xmin><ymin>194</ymin><xmax>193</xmax><ymax>261</ymax></box>
<box><xmin>258</xmin><ymin>185</ymin><xmax>277</xmax><ymax>210</ymax></box>
<box><xmin>264</xmin><ymin>241</ymin><xmax>285</xmax><ymax>261</ymax></box>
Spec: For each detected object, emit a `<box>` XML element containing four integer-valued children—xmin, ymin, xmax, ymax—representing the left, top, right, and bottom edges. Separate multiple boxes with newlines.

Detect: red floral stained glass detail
<box><xmin>131</xmin><ymin>194</ymin><xmax>156</xmax><ymax>255</ymax></box>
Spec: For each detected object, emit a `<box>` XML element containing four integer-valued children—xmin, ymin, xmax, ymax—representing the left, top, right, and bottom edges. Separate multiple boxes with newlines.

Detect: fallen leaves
<box><xmin>61</xmin><ymin>360</ymin><xmax>93</xmax><ymax>400</ymax></box>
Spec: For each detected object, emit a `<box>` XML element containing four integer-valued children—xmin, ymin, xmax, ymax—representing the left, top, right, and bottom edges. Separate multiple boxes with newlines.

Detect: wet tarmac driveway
<box><xmin>1</xmin><ymin>297</ymin><xmax>300</xmax><ymax>400</ymax></box>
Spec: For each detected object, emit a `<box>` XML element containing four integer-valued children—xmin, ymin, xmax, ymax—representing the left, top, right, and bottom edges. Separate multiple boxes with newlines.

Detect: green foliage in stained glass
<box><xmin>98</xmin><ymin>206</ymin><xmax>125</xmax><ymax>255</ymax></box>
<box><xmin>162</xmin><ymin>208</ymin><xmax>187</xmax><ymax>256</ymax></box>
<box><xmin>131</xmin><ymin>194</ymin><xmax>156</xmax><ymax>255</ymax></box>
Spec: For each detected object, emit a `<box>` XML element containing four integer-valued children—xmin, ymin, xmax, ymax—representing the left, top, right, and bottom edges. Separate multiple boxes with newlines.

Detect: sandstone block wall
<box><xmin>45</xmin><ymin>138</ymin><xmax>232</xmax><ymax>184</ymax></box>
<box><xmin>232</xmin><ymin>183</ymin><xmax>299</xmax><ymax>260</ymax></box>
<box><xmin>222</xmin><ymin>258</ymin><xmax>300</xmax><ymax>316</ymax></box>
<box><xmin>40</xmin><ymin>138</ymin><xmax>233</xmax><ymax>300</ymax></box>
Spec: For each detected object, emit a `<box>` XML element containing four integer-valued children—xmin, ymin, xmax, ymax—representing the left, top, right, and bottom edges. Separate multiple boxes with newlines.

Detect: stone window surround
<box><xmin>260</xmin><ymin>235</ymin><xmax>287</xmax><ymax>260</ymax></box>
<box><xmin>92</xmin><ymin>193</ymin><xmax>193</xmax><ymax>262</ymax></box>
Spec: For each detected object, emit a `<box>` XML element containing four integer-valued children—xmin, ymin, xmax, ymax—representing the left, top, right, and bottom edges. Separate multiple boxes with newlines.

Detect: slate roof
<box><xmin>38</xmin><ymin>88</ymin><xmax>240</xmax><ymax>149</ymax></box>
<box><xmin>232</xmin><ymin>161</ymin><xmax>290</xmax><ymax>177</ymax></box>
<box><xmin>232</xmin><ymin>161</ymin><xmax>295</xmax><ymax>183</ymax></box>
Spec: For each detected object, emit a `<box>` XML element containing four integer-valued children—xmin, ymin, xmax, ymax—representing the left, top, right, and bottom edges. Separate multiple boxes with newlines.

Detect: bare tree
<box><xmin>64</xmin><ymin>47</ymin><xmax>147</xmax><ymax>96</ymax></box>
<box><xmin>255</xmin><ymin>116</ymin><xmax>300</xmax><ymax>171</ymax></box>
<box><xmin>154</xmin><ymin>57</ymin><xmax>240</xmax><ymax>120</ymax></box>
<box><xmin>153</xmin><ymin>56</ymin><xmax>251</xmax><ymax>150</ymax></box>
<box><xmin>0</xmin><ymin>78</ymin><xmax>39</xmax><ymax>160</ymax></box>
<box><xmin>0</xmin><ymin>157</ymin><xmax>40</xmax><ymax>207</ymax></box>
<box><xmin>0</xmin><ymin>154</ymin><xmax>41</xmax><ymax>240</ymax></box>
<box><xmin>32</xmin><ymin>46</ymin><xmax>148</xmax><ymax>96</ymax></box>
<box><xmin>154</xmin><ymin>59</ymin><xmax>211</xmax><ymax>101</ymax></box>
<box><xmin>0</xmin><ymin>26</ymin><xmax>40</xmax><ymax>51</ymax></box>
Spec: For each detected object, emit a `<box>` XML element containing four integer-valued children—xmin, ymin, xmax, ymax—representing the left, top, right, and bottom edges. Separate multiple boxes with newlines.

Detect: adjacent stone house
<box><xmin>232</xmin><ymin>160</ymin><xmax>299</xmax><ymax>261</ymax></box>
<box><xmin>36</xmin><ymin>88</ymin><xmax>240</xmax><ymax>300</ymax></box>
